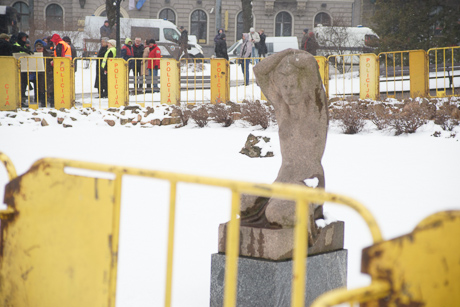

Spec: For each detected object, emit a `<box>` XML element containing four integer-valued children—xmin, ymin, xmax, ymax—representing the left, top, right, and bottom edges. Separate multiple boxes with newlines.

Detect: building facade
<box><xmin>1</xmin><ymin>0</ymin><xmax>375</xmax><ymax>56</ymax></box>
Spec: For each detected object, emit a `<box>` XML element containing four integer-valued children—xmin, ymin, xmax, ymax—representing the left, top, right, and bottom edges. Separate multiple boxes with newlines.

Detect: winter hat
<box><xmin>0</xmin><ymin>33</ymin><xmax>10</xmax><ymax>39</ymax></box>
<box><xmin>125</xmin><ymin>37</ymin><xmax>132</xmax><ymax>44</ymax></box>
<box><xmin>50</xmin><ymin>34</ymin><xmax>62</xmax><ymax>44</ymax></box>
<box><xmin>62</xmin><ymin>36</ymin><xmax>71</xmax><ymax>43</ymax></box>
<box><xmin>303</xmin><ymin>28</ymin><xmax>309</xmax><ymax>33</ymax></box>
<box><xmin>107</xmin><ymin>39</ymin><xmax>117</xmax><ymax>47</ymax></box>
<box><xmin>249</xmin><ymin>27</ymin><xmax>255</xmax><ymax>33</ymax></box>
<box><xmin>148</xmin><ymin>39</ymin><xmax>156</xmax><ymax>45</ymax></box>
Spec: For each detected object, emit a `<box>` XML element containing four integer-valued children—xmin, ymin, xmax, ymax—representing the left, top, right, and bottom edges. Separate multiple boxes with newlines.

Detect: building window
<box><xmin>46</xmin><ymin>4</ymin><xmax>63</xmax><ymax>30</ymax></box>
<box><xmin>314</xmin><ymin>12</ymin><xmax>331</xmax><ymax>27</ymax></box>
<box><xmin>191</xmin><ymin>9</ymin><xmax>207</xmax><ymax>44</ymax></box>
<box><xmin>12</xmin><ymin>2</ymin><xmax>29</xmax><ymax>31</ymax></box>
<box><xmin>159</xmin><ymin>8</ymin><xmax>176</xmax><ymax>24</ymax></box>
<box><xmin>275</xmin><ymin>12</ymin><xmax>292</xmax><ymax>36</ymax></box>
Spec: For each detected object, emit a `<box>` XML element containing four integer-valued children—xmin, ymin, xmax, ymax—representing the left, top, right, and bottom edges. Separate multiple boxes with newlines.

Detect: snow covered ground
<box><xmin>1</xmin><ymin>101</ymin><xmax>459</xmax><ymax>306</ymax></box>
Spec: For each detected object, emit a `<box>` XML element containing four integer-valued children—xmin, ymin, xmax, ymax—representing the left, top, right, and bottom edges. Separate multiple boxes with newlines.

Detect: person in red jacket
<box><xmin>50</xmin><ymin>34</ymin><xmax>71</xmax><ymax>59</ymax></box>
<box><xmin>147</xmin><ymin>39</ymin><xmax>161</xmax><ymax>89</ymax></box>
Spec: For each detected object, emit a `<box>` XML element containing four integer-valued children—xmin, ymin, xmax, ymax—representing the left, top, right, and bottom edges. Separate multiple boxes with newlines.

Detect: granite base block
<box><xmin>210</xmin><ymin>249</ymin><xmax>347</xmax><ymax>307</ymax></box>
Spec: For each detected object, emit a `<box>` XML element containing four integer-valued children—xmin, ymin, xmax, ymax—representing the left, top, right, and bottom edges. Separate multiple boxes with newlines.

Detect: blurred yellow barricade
<box><xmin>0</xmin><ymin>152</ymin><xmax>383</xmax><ymax>307</ymax></box>
<box><xmin>312</xmin><ymin>211</ymin><xmax>460</xmax><ymax>307</ymax></box>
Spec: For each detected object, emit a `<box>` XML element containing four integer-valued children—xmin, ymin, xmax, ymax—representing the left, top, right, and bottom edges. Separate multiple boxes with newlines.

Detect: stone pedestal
<box><xmin>210</xmin><ymin>249</ymin><xmax>347</xmax><ymax>307</ymax></box>
<box><xmin>218</xmin><ymin>221</ymin><xmax>345</xmax><ymax>261</ymax></box>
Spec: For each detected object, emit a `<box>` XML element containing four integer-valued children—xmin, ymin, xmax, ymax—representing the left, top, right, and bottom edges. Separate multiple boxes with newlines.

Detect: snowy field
<box><xmin>1</xmin><ymin>100</ymin><xmax>459</xmax><ymax>306</ymax></box>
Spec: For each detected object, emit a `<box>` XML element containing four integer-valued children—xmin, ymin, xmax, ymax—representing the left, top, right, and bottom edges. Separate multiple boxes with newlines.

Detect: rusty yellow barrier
<box><xmin>74</xmin><ymin>57</ymin><xmax>107</xmax><ymax>109</ymax></box>
<box><xmin>0</xmin><ymin>153</ymin><xmax>382</xmax><ymax>307</ymax></box>
<box><xmin>312</xmin><ymin>210</ymin><xmax>460</xmax><ymax>307</ymax></box>
<box><xmin>428</xmin><ymin>46</ymin><xmax>460</xmax><ymax>98</ymax></box>
<box><xmin>211</xmin><ymin>58</ymin><xmax>230</xmax><ymax>104</ymax></box>
<box><xmin>0</xmin><ymin>56</ymin><xmax>20</xmax><ymax>110</ymax></box>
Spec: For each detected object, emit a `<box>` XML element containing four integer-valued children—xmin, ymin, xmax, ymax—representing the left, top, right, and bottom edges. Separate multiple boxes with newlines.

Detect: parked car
<box><xmin>227</xmin><ymin>36</ymin><xmax>299</xmax><ymax>63</ymax></box>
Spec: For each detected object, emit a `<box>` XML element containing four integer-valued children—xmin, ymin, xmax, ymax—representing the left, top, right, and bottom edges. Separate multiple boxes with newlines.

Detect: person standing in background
<box><xmin>95</xmin><ymin>37</ymin><xmax>109</xmax><ymax>98</ymax></box>
<box><xmin>239</xmin><ymin>33</ymin><xmax>252</xmax><ymax>86</ymax></box>
<box><xmin>300</xmin><ymin>28</ymin><xmax>309</xmax><ymax>51</ymax></box>
<box><xmin>178</xmin><ymin>26</ymin><xmax>188</xmax><ymax>59</ymax></box>
<box><xmin>249</xmin><ymin>27</ymin><xmax>260</xmax><ymax>62</ymax></box>
<box><xmin>62</xmin><ymin>36</ymin><xmax>77</xmax><ymax>71</ymax></box>
<box><xmin>215</xmin><ymin>33</ymin><xmax>228</xmax><ymax>60</ymax></box>
<box><xmin>100</xmin><ymin>20</ymin><xmax>112</xmax><ymax>39</ymax></box>
<box><xmin>305</xmin><ymin>31</ymin><xmax>319</xmax><ymax>55</ymax></box>
<box><xmin>121</xmin><ymin>37</ymin><xmax>135</xmax><ymax>75</ymax></box>
<box><xmin>132</xmin><ymin>37</ymin><xmax>144</xmax><ymax>89</ymax></box>
<box><xmin>147</xmin><ymin>39</ymin><xmax>161</xmax><ymax>89</ymax></box>
<box><xmin>257</xmin><ymin>29</ymin><xmax>267</xmax><ymax>59</ymax></box>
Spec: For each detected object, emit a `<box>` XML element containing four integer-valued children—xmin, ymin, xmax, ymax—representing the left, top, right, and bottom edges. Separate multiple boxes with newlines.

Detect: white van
<box><xmin>83</xmin><ymin>16</ymin><xmax>204</xmax><ymax>59</ymax></box>
<box><xmin>313</xmin><ymin>25</ymin><xmax>379</xmax><ymax>57</ymax></box>
<box><xmin>227</xmin><ymin>36</ymin><xmax>298</xmax><ymax>61</ymax></box>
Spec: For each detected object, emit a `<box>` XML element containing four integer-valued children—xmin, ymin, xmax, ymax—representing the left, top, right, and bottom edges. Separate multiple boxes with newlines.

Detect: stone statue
<box><xmin>241</xmin><ymin>49</ymin><xmax>329</xmax><ymax>243</ymax></box>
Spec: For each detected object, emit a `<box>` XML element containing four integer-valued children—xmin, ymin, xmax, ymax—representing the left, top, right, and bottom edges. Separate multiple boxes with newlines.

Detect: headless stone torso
<box><xmin>242</xmin><ymin>49</ymin><xmax>328</xmax><ymax>242</ymax></box>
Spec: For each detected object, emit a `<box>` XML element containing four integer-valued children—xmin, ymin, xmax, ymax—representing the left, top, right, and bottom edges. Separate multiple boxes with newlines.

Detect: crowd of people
<box><xmin>0</xmin><ymin>31</ymin><xmax>79</xmax><ymax>107</ymax></box>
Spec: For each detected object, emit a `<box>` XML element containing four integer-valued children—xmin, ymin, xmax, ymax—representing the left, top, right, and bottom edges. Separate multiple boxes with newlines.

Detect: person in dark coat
<box><xmin>214</xmin><ymin>28</ymin><xmax>224</xmax><ymax>44</ymax></box>
<box><xmin>132</xmin><ymin>37</ymin><xmax>144</xmax><ymax>89</ymax></box>
<box><xmin>178</xmin><ymin>26</ymin><xmax>188</xmax><ymax>59</ymax></box>
<box><xmin>100</xmin><ymin>20</ymin><xmax>112</xmax><ymax>39</ymax></box>
<box><xmin>300</xmin><ymin>28</ymin><xmax>309</xmax><ymax>51</ymax></box>
<box><xmin>94</xmin><ymin>37</ymin><xmax>108</xmax><ymax>98</ymax></box>
<box><xmin>305</xmin><ymin>31</ymin><xmax>319</xmax><ymax>56</ymax></box>
<box><xmin>62</xmin><ymin>36</ymin><xmax>77</xmax><ymax>71</ymax></box>
<box><xmin>30</xmin><ymin>41</ymin><xmax>48</xmax><ymax>107</ymax></box>
<box><xmin>215</xmin><ymin>33</ymin><xmax>229</xmax><ymax>60</ymax></box>
<box><xmin>257</xmin><ymin>29</ymin><xmax>267</xmax><ymax>59</ymax></box>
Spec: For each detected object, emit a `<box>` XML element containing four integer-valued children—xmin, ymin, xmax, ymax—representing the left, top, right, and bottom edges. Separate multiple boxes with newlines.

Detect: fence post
<box><xmin>161</xmin><ymin>58</ymin><xmax>180</xmax><ymax>105</ymax></box>
<box><xmin>0</xmin><ymin>57</ymin><xmax>20</xmax><ymax>110</ymax></box>
<box><xmin>409</xmin><ymin>50</ymin><xmax>428</xmax><ymax>98</ymax></box>
<box><xmin>211</xmin><ymin>59</ymin><xmax>230</xmax><ymax>104</ymax></box>
<box><xmin>107</xmin><ymin>58</ymin><xmax>128</xmax><ymax>108</ymax></box>
<box><xmin>315</xmin><ymin>56</ymin><xmax>329</xmax><ymax>98</ymax></box>
<box><xmin>53</xmin><ymin>57</ymin><xmax>75</xmax><ymax>109</ymax></box>
<box><xmin>360</xmin><ymin>54</ymin><xmax>379</xmax><ymax>100</ymax></box>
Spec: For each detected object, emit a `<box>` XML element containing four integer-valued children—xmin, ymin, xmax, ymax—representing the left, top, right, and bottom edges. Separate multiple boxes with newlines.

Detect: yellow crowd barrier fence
<box><xmin>1</xmin><ymin>46</ymin><xmax>460</xmax><ymax>111</ymax></box>
<box><xmin>0</xmin><ymin>152</ymin><xmax>382</xmax><ymax>307</ymax></box>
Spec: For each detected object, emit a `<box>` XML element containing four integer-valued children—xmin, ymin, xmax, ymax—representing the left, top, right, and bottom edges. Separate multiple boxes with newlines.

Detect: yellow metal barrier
<box><xmin>428</xmin><ymin>46</ymin><xmax>460</xmax><ymax>98</ymax></box>
<box><xmin>0</xmin><ymin>56</ymin><xmax>20</xmax><ymax>110</ymax></box>
<box><xmin>0</xmin><ymin>153</ymin><xmax>382</xmax><ymax>307</ymax></box>
<box><xmin>379</xmin><ymin>50</ymin><xmax>429</xmax><ymax>99</ymax></box>
<box><xmin>312</xmin><ymin>210</ymin><xmax>460</xmax><ymax>307</ymax></box>
<box><xmin>315</xmin><ymin>56</ymin><xmax>329</xmax><ymax>98</ymax></box>
<box><xmin>179</xmin><ymin>57</ymin><xmax>211</xmax><ymax>105</ymax></box>
<box><xmin>327</xmin><ymin>54</ymin><xmax>362</xmax><ymax>100</ymax></box>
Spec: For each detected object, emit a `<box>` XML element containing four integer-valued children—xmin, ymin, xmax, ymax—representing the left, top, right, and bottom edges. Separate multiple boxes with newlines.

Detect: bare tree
<box><xmin>241</xmin><ymin>0</ymin><xmax>253</xmax><ymax>32</ymax></box>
